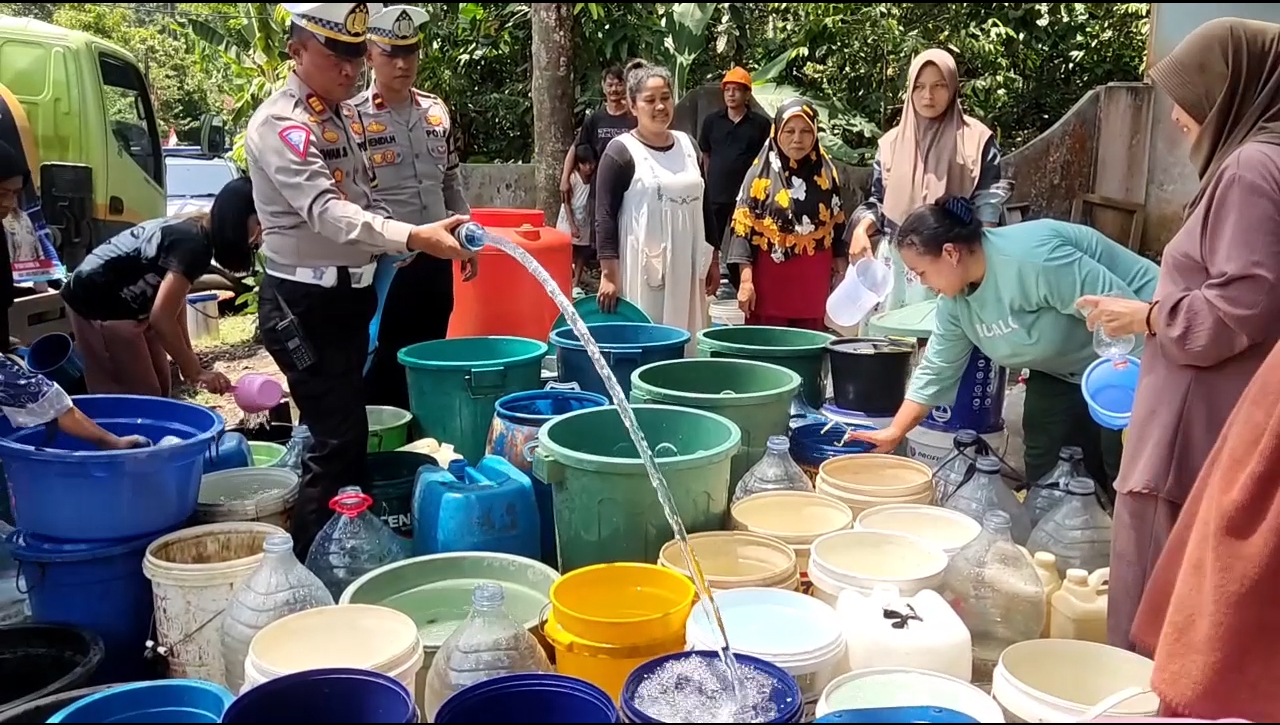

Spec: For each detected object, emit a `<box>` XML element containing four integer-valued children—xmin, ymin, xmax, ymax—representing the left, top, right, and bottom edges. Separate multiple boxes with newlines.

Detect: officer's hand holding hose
<box><xmin>406</xmin><ymin>214</ymin><xmax>474</xmax><ymax>260</ymax></box>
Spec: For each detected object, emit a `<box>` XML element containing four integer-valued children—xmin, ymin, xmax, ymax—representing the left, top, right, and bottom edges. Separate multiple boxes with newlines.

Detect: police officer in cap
<box><xmin>356</xmin><ymin>5</ymin><xmax>474</xmax><ymax>411</ymax></box>
<box><xmin>246</xmin><ymin>2</ymin><xmax>475</xmax><ymax>557</ymax></box>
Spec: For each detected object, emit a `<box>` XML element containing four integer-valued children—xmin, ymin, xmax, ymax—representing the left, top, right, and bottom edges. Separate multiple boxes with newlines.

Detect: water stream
<box><xmin>479</xmin><ymin>232</ymin><xmax>746</xmax><ymax>702</ymax></box>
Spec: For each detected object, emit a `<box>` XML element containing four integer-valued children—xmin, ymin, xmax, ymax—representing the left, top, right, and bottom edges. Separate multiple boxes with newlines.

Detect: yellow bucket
<box><xmin>547</xmin><ymin>563</ymin><xmax>694</xmax><ymax>699</ymax></box>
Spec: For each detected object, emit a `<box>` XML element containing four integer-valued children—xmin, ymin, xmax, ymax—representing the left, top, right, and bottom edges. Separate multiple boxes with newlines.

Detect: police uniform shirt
<box><xmin>246</xmin><ymin>6</ymin><xmax>413</xmax><ymax>270</ymax></box>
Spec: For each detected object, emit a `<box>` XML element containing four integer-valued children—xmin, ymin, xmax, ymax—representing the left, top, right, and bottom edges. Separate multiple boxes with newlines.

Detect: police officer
<box><xmin>246</xmin><ymin>2</ymin><xmax>474</xmax><ymax>557</ymax></box>
<box><xmin>355</xmin><ymin>5</ymin><xmax>474</xmax><ymax>411</ymax></box>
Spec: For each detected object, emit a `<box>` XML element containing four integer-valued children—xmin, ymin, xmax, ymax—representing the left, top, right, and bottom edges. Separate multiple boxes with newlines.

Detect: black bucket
<box><xmin>827</xmin><ymin>336</ymin><xmax>917</xmax><ymax>416</ymax></box>
<box><xmin>0</xmin><ymin>684</ymin><xmax>117</xmax><ymax>723</ymax></box>
<box><xmin>0</xmin><ymin>625</ymin><xmax>105</xmax><ymax>716</ymax></box>
<box><xmin>226</xmin><ymin>420</ymin><xmax>294</xmax><ymax>445</ymax></box>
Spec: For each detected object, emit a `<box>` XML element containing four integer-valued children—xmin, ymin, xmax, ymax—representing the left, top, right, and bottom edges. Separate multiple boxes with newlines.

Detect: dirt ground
<box><xmin>176</xmin><ymin>314</ymin><xmax>281</xmax><ymax>426</ymax></box>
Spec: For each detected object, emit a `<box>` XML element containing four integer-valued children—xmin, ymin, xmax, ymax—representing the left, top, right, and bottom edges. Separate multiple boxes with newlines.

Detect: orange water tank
<box><xmin>447</xmin><ymin>208</ymin><xmax>573</xmax><ymax>340</ymax></box>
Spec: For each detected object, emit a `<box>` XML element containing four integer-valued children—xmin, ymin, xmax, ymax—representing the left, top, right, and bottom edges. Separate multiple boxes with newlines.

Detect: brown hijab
<box><xmin>879</xmin><ymin>49</ymin><xmax>992</xmax><ymax>226</ymax></box>
<box><xmin>1147</xmin><ymin>17</ymin><xmax>1280</xmax><ymax>217</ymax></box>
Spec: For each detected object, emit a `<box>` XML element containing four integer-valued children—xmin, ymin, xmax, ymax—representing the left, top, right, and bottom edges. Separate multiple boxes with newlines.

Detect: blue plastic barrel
<box><xmin>551</xmin><ymin>323</ymin><xmax>690</xmax><ymax>398</ymax></box>
<box><xmin>814</xmin><ymin>707</ymin><xmax>978</xmax><ymax>723</ymax></box>
<box><xmin>487</xmin><ymin>388</ymin><xmax>609</xmax><ymax>567</ymax></box>
<box><xmin>790</xmin><ymin>421</ymin><xmax>875</xmax><ymax>480</ymax></box>
<box><xmin>6</xmin><ymin>529</ymin><xmax>160</xmax><ymax>682</ymax></box>
<box><xmin>621</xmin><ymin>651</ymin><xmax>802</xmax><ymax>723</ymax></box>
<box><xmin>435</xmin><ymin>673</ymin><xmax>618</xmax><ymax>723</ymax></box>
<box><xmin>925</xmin><ymin>349</ymin><xmax>1007</xmax><ymax>434</ymax></box>
<box><xmin>24</xmin><ymin>333</ymin><xmax>86</xmax><ymax>396</ymax></box>
<box><xmin>46</xmin><ymin>679</ymin><xmax>232</xmax><ymax>723</ymax></box>
<box><xmin>1082</xmin><ymin>356</ymin><xmax>1140</xmax><ymax>430</ymax></box>
<box><xmin>221</xmin><ymin>669</ymin><xmax>416</xmax><ymax>723</ymax></box>
<box><xmin>0</xmin><ymin>395</ymin><xmax>222</xmax><ymax>541</ymax></box>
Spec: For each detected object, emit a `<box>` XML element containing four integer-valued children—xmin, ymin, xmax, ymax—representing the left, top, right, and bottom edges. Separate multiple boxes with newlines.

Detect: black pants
<box><xmin>363</xmin><ymin>253</ymin><xmax>454</xmax><ymax>411</ymax></box>
<box><xmin>258</xmin><ymin>273</ymin><xmax>377</xmax><ymax>559</ymax></box>
<box><xmin>705</xmin><ymin>200</ymin><xmax>739</xmax><ymax>289</ymax></box>
<box><xmin>1022</xmin><ymin>371</ymin><xmax>1124</xmax><ymax>505</ymax></box>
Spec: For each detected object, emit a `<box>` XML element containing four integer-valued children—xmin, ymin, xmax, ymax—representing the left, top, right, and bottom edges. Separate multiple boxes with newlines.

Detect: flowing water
<box><xmin>479</xmin><ymin>233</ymin><xmax>747</xmax><ymax>703</ymax></box>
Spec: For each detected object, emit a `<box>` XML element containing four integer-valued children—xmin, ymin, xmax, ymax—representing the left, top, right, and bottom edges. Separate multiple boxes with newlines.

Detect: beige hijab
<box><xmin>879</xmin><ymin>49</ymin><xmax>993</xmax><ymax>226</ymax></box>
<box><xmin>1147</xmin><ymin>18</ymin><xmax>1280</xmax><ymax>218</ymax></box>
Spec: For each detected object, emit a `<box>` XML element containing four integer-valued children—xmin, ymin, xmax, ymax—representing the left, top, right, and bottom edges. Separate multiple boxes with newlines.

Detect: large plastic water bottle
<box><xmin>731</xmin><ymin>435</ymin><xmax>813</xmax><ymax>503</ymax></box>
<box><xmin>273</xmin><ymin>425</ymin><xmax>313</xmax><ymax>477</ymax></box>
<box><xmin>304</xmin><ymin>487</ymin><xmax>409</xmax><ymax>599</ymax></box>
<box><xmin>1026</xmin><ymin>477</ymin><xmax>1113</xmax><ymax>576</ymax></box>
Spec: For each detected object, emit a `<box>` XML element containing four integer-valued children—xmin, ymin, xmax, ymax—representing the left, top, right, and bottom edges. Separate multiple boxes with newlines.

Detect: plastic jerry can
<box><xmin>837</xmin><ymin>584</ymin><xmax>973</xmax><ymax>683</ymax></box>
<box><xmin>1031</xmin><ymin>551</ymin><xmax>1062</xmax><ymax>637</ymax></box>
<box><xmin>203</xmin><ymin>432</ymin><xmax>251</xmax><ymax>473</ymax></box>
<box><xmin>411</xmin><ymin>456</ymin><xmax>541</xmax><ymax>560</ymax></box>
<box><xmin>1050</xmin><ymin>567</ymin><xmax>1108</xmax><ymax>644</ymax></box>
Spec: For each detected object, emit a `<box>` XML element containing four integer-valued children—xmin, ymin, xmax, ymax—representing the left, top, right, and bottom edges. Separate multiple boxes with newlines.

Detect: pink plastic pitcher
<box><xmin>233</xmin><ymin>373</ymin><xmax>284</xmax><ymax>414</ymax></box>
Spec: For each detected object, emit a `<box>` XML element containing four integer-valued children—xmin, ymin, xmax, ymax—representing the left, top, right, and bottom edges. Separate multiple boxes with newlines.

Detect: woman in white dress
<box><xmin>593</xmin><ymin>59</ymin><xmax>719</xmax><ymax>334</ymax></box>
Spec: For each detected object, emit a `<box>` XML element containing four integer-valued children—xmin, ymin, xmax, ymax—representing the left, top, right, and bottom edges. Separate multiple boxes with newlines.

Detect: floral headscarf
<box><xmin>730</xmin><ymin>98</ymin><xmax>844</xmax><ymax>262</ymax></box>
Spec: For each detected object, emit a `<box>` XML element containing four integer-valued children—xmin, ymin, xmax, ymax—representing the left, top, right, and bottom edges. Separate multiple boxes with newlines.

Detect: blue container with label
<box><xmin>926</xmin><ymin>349</ymin><xmax>1007</xmax><ymax>434</ymax></box>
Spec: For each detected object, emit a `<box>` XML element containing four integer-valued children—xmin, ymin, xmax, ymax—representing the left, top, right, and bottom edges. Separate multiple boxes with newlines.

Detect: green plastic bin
<box><xmin>399</xmin><ymin>336</ymin><xmax>549</xmax><ymax>462</ymax></box>
<box><xmin>533</xmin><ymin>404</ymin><xmax>741</xmax><ymax>571</ymax></box>
<box><xmin>366</xmin><ymin>451</ymin><xmax>436</xmax><ymax>538</ymax></box>
<box><xmin>630</xmin><ymin>358</ymin><xmax>801</xmax><ymax>489</ymax></box>
<box><xmin>249</xmin><ymin>441</ymin><xmax>286</xmax><ymax>467</ymax></box>
<box><xmin>367</xmin><ymin>405</ymin><xmax>414</xmax><ymax>452</ymax></box>
<box><xmin>696</xmin><ymin>326</ymin><xmax>833</xmax><ymax>407</ymax></box>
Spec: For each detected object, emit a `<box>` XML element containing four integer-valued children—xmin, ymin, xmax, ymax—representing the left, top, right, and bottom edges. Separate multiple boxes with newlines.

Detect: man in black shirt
<box><xmin>560</xmin><ymin>66</ymin><xmax>636</xmax><ymax>254</ymax></box>
<box><xmin>699</xmin><ymin>66</ymin><xmax>771</xmax><ymax>289</ymax></box>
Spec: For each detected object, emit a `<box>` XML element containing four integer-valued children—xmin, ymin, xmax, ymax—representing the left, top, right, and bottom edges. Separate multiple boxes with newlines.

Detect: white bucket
<box><xmin>855</xmin><ymin>504</ymin><xmax>981</xmax><ymax>558</ymax></box>
<box><xmin>195</xmin><ymin>468</ymin><xmax>300</xmax><ymax>527</ymax></box>
<box><xmin>709</xmin><ymin>298</ymin><xmax>745</xmax><ymax>326</ymax></box>
<box><xmin>186</xmin><ymin>292</ymin><xmax>221</xmax><ymax>344</ymax></box>
<box><xmin>142</xmin><ymin>521</ymin><xmax>285</xmax><ymax>686</ymax></box>
<box><xmin>992</xmin><ymin>639</ymin><xmax>1159</xmax><ymax>722</ymax></box>
<box><xmin>686</xmin><ymin>587</ymin><xmax>846</xmax><ymax>721</ymax></box>
<box><xmin>906</xmin><ymin>425</ymin><xmax>1008</xmax><ymax>469</ymax></box>
<box><xmin>816</xmin><ymin>667</ymin><xmax>1006</xmax><ymax>722</ymax></box>
<box><xmin>807</xmin><ymin>529</ymin><xmax>948</xmax><ymax>606</ymax></box>
<box><xmin>245</xmin><ymin>603</ymin><xmax>425</xmax><ymax>703</ymax></box>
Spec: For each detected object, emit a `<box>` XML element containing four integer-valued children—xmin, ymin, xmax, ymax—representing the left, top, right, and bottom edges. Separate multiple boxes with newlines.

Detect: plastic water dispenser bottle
<box><xmin>411</xmin><ymin>456</ymin><xmax>541</xmax><ymax>560</ymax></box>
<box><xmin>454</xmin><ymin>222</ymin><xmax>490</xmax><ymax>252</ymax></box>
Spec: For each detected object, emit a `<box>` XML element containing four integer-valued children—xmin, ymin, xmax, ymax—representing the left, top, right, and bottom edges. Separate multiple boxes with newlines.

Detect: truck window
<box><xmin>99</xmin><ymin>54</ymin><xmax>162</xmax><ymax>188</ymax></box>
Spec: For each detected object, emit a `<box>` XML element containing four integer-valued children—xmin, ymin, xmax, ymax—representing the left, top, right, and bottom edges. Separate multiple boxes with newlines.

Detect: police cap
<box><xmin>367</xmin><ymin>5</ymin><xmax>428</xmax><ymax>57</ymax></box>
<box><xmin>282</xmin><ymin>3</ymin><xmax>381</xmax><ymax>59</ymax></box>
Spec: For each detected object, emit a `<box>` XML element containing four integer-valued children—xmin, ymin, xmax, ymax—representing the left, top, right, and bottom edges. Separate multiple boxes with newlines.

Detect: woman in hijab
<box><xmin>725</xmin><ymin>99</ymin><xmax>849</xmax><ymax>328</ymax></box>
<box><xmin>61</xmin><ymin>177</ymin><xmax>260</xmax><ymax>398</ymax></box>
<box><xmin>0</xmin><ymin>140</ymin><xmax>26</xmax><ymax>350</ymax></box>
<box><xmin>1077</xmin><ymin>17</ymin><xmax>1280</xmax><ymax>652</ymax></box>
<box><xmin>847</xmin><ymin>48</ymin><xmax>1002</xmax><ymax>313</ymax></box>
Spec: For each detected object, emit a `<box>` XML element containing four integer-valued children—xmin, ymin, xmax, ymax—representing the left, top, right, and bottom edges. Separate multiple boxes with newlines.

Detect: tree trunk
<box><xmin>530</xmin><ymin>3</ymin><xmax>575</xmax><ymax>223</ymax></box>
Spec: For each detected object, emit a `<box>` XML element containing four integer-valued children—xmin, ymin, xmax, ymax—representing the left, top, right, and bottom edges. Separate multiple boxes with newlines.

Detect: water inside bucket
<box><xmin>380</xmin><ymin>577</ymin><xmax>546</xmax><ymax>645</ymax></box>
<box><xmin>631</xmin><ymin>656</ymin><xmax>781</xmax><ymax>722</ymax></box>
<box><xmin>477</xmin><ymin>231</ymin><xmax>744</xmax><ymax>697</ymax></box>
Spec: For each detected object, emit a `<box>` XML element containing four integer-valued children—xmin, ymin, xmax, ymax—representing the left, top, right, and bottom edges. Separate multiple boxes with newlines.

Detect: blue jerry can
<box><xmin>411</xmin><ymin>457</ymin><xmax>542</xmax><ymax>560</ymax></box>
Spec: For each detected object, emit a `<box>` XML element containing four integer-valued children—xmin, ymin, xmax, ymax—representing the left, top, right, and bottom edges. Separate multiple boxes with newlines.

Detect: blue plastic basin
<box><xmin>1081</xmin><ymin>356</ymin><xmax>1141</xmax><ymax>430</ymax></box>
<box><xmin>435</xmin><ymin>673</ymin><xmax>618</xmax><ymax>723</ymax></box>
<box><xmin>621</xmin><ymin>651</ymin><xmax>802</xmax><ymax>723</ymax></box>
<box><xmin>221</xmin><ymin>669</ymin><xmax>416</xmax><ymax>723</ymax></box>
<box><xmin>46</xmin><ymin>679</ymin><xmax>233</xmax><ymax>723</ymax></box>
<box><xmin>0</xmin><ymin>395</ymin><xmax>223</xmax><ymax>541</ymax></box>
<box><xmin>551</xmin><ymin>322</ymin><xmax>690</xmax><ymax>398</ymax></box>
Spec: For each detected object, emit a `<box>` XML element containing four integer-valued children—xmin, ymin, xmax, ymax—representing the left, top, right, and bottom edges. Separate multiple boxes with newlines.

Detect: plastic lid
<box><xmin>248</xmin><ymin>604</ymin><xmax>420</xmax><ymax>675</ymax></box>
<box><xmin>688</xmin><ymin>587</ymin><xmax>842</xmax><ymax>657</ymax></box>
<box><xmin>329</xmin><ymin>487</ymin><xmax>372</xmax><ymax>517</ymax></box>
<box><xmin>1064</xmin><ymin>445</ymin><xmax>1084</xmax><ymax>460</ymax></box>
<box><xmin>954</xmin><ymin>429</ymin><xmax>979</xmax><ymax>446</ymax></box>
<box><xmin>975</xmin><ymin>455</ymin><xmax>1001</xmax><ymax>474</ymax></box>
<box><xmin>866</xmin><ymin>299</ymin><xmax>936</xmax><ymax>339</ymax></box>
<box><xmin>447</xmin><ymin>459</ymin><xmax>470</xmax><ymax>479</ymax></box>
<box><xmin>1067</xmin><ymin>477</ymin><xmax>1095</xmax><ymax>495</ymax></box>
<box><xmin>1033</xmin><ymin>551</ymin><xmax>1057</xmax><ymax>567</ymax></box>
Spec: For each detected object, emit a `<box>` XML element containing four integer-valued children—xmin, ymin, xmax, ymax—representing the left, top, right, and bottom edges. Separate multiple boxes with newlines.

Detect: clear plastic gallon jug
<box><xmin>931</xmin><ymin>429</ymin><xmax>985</xmax><ymax>502</ymax></box>
<box><xmin>304</xmin><ymin>486</ymin><xmax>409</xmax><ymax>599</ymax></box>
<box><xmin>1023</xmin><ymin>446</ymin><xmax>1083</xmax><ymax>526</ymax></box>
<box><xmin>412</xmin><ymin>457</ymin><xmax>541</xmax><ymax>560</ymax></box>
<box><xmin>836</xmin><ymin>584</ymin><xmax>972</xmax><ymax>682</ymax></box>
<box><xmin>423</xmin><ymin>581</ymin><xmax>552</xmax><ymax>720</ymax></box>
<box><xmin>273</xmin><ymin>425</ymin><xmax>313</xmax><ymax>477</ymax></box>
<box><xmin>732</xmin><ymin>435</ymin><xmax>814</xmax><ymax>503</ymax></box>
<box><xmin>221</xmin><ymin>533</ymin><xmax>334</xmax><ymax>693</ymax></box>
<box><xmin>942</xmin><ymin>510</ymin><xmax>1044</xmax><ymax>687</ymax></box>
<box><xmin>1049</xmin><ymin>567</ymin><xmax>1108</xmax><ymax>644</ymax></box>
<box><xmin>1025</xmin><ymin>477</ymin><xmax>1113</xmax><ymax>576</ymax></box>
<box><xmin>942</xmin><ymin>455</ymin><xmax>1032</xmax><ymax>545</ymax></box>
<box><xmin>1030</xmin><ymin>551</ymin><xmax>1061</xmax><ymax>638</ymax></box>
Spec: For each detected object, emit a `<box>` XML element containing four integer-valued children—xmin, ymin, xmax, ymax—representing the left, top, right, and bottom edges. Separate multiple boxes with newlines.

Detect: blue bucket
<box><xmin>222</xmin><ymin>668</ymin><xmax>415</xmax><ymax>723</ymax></box>
<box><xmin>814</xmin><ymin>707</ymin><xmax>978</xmax><ymax>723</ymax></box>
<box><xmin>488</xmin><ymin>387</ymin><xmax>610</xmax><ymax>567</ymax></box>
<box><xmin>790</xmin><ymin>421</ymin><xmax>875</xmax><ymax>480</ymax></box>
<box><xmin>551</xmin><ymin>323</ymin><xmax>690</xmax><ymax>398</ymax></box>
<box><xmin>925</xmin><ymin>349</ymin><xmax>1007</xmax><ymax>434</ymax></box>
<box><xmin>435</xmin><ymin>673</ymin><xmax>618</xmax><ymax>723</ymax></box>
<box><xmin>0</xmin><ymin>395</ymin><xmax>223</xmax><ymax>541</ymax></box>
<box><xmin>46</xmin><ymin>679</ymin><xmax>233</xmax><ymax>723</ymax></box>
<box><xmin>1082</xmin><ymin>356</ymin><xmax>1140</xmax><ymax>430</ymax></box>
<box><xmin>24</xmin><ymin>333</ymin><xmax>86</xmax><ymax>396</ymax></box>
<box><xmin>621</xmin><ymin>651</ymin><xmax>802</xmax><ymax>723</ymax></box>
<box><xmin>6</xmin><ymin>529</ymin><xmax>160</xmax><ymax>683</ymax></box>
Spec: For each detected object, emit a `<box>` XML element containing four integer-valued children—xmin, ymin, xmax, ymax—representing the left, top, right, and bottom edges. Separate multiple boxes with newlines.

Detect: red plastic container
<box><xmin>448</xmin><ymin>208</ymin><xmax>572</xmax><ymax>340</ymax></box>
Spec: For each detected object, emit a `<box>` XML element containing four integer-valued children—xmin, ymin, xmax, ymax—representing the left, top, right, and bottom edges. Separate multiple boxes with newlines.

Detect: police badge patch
<box><xmin>278</xmin><ymin>125</ymin><xmax>313</xmax><ymax>160</ymax></box>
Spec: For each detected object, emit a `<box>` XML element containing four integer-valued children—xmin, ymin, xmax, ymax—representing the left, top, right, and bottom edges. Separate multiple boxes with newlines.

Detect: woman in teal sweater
<box><xmin>852</xmin><ymin>195</ymin><xmax>1160</xmax><ymax>488</ymax></box>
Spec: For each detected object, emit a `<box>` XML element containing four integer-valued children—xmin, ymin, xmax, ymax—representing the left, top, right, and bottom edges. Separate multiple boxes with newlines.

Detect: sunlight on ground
<box><xmin>178</xmin><ymin>314</ymin><xmax>262</xmax><ymax>408</ymax></box>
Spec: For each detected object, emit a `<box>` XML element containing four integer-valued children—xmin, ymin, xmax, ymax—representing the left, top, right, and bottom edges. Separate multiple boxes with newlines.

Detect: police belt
<box><xmin>264</xmin><ymin>259</ymin><xmax>377</xmax><ymax>289</ymax></box>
